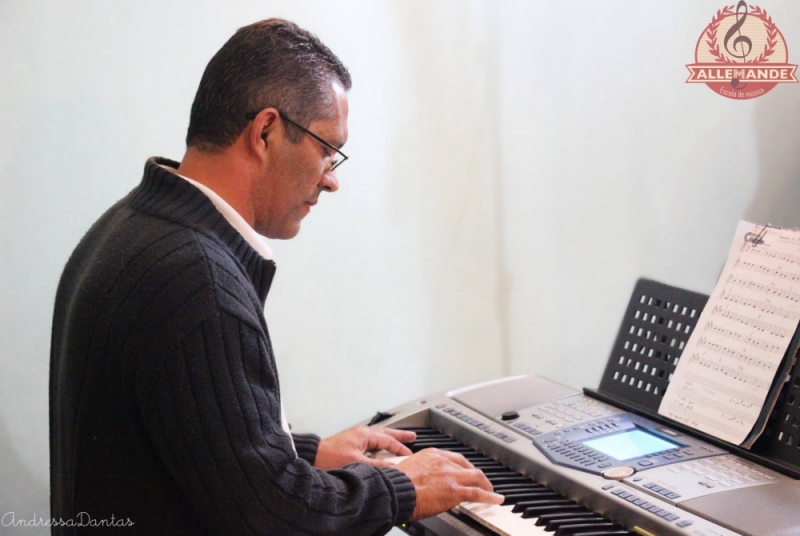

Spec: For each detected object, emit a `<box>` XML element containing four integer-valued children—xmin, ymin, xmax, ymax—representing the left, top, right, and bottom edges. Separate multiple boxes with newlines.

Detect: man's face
<box><xmin>255</xmin><ymin>82</ymin><xmax>349</xmax><ymax>239</ymax></box>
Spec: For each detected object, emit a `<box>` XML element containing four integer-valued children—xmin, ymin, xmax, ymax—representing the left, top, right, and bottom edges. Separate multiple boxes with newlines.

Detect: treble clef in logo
<box><xmin>724</xmin><ymin>0</ymin><xmax>752</xmax><ymax>88</ymax></box>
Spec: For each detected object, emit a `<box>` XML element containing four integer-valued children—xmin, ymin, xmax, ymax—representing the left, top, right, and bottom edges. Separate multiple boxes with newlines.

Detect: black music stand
<box><xmin>585</xmin><ymin>278</ymin><xmax>800</xmax><ymax>479</ymax></box>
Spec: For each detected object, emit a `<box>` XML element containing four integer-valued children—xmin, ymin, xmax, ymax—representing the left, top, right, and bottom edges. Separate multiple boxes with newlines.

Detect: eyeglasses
<box><xmin>245</xmin><ymin>110</ymin><xmax>348</xmax><ymax>172</ymax></box>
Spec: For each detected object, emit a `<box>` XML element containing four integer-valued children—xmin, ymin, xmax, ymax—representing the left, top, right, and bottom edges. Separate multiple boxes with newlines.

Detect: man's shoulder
<box><xmin>116</xmin><ymin>209</ymin><xmax>265</xmax><ymax>325</ymax></box>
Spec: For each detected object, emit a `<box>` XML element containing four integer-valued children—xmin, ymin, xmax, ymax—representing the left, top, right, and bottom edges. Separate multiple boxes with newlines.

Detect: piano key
<box><xmin>522</xmin><ymin>504</ymin><xmax>585</xmax><ymax>518</ymax></box>
<box><xmin>493</xmin><ymin>484</ymin><xmax>547</xmax><ymax>494</ymax></box>
<box><xmin>487</xmin><ymin>476</ymin><xmax>537</xmax><ymax>486</ymax></box>
<box><xmin>461</xmin><ymin>451</ymin><xmax>488</xmax><ymax>460</ymax></box>
<box><xmin>554</xmin><ymin>522</ymin><xmax>617</xmax><ymax>536</ymax></box>
<box><xmin>400</xmin><ymin>427</ymin><xmax>441</xmax><ymax>435</ymax></box>
<box><xmin>398</xmin><ymin>427</ymin><xmax>628</xmax><ymax>534</ymax></box>
<box><xmin>409</xmin><ymin>438</ymin><xmax>464</xmax><ymax>447</ymax></box>
<box><xmin>512</xmin><ymin>499</ymin><xmax>576</xmax><ymax>514</ymax></box>
<box><xmin>536</xmin><ymin>512</ymin><xmax>603</xmax><ymax>527</ymax></box>
<box><xmin>494</xmin><ymin>488</ymin><xmax>547</xmax><ymax>498</ymax></box>
<box><xmin>483</xmin><ymin>469</ymin><xmax>522</xmax><ymax>477</ymax></box>
<box><xmin>502</xmin><ymin>492</ymin><xmax>561</xmax><ymax>506</ymax></box>
<box><xmin>545</xmin><ymin>517</ymin><xmax>606</xmax><ymax>531</ymax></box>
<box><xmin>471</xmin><ymin>460</ymin><xmax>507</xmax><ymax>468</ymax></box>
<box><xmin>457</xmin><ymin>502</ymin><xmax>549</xmax><ymax>535</ymax></box>
<box><xmin>578</xmin><ymin>529</ymin><xmax>633</xmax><ymax>536</ymax></box>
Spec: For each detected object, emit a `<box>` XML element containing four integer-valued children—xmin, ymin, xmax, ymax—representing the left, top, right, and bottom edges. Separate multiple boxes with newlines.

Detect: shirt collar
<box><xmin>159</xmin><ymin>165</ymin><xmax>274</xmax><ymax>261</ymax></box>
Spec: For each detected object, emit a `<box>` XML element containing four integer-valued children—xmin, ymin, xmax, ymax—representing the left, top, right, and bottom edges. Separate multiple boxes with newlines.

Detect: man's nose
<box><xmin>320</xmin><ymin>171</ymin><xmax>339</xmax><ymax>193</ymax></box>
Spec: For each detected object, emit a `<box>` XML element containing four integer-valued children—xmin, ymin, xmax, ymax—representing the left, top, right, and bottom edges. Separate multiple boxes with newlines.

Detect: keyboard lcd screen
<box><xmin>582</xmin><ymin>429</ymin><xmax>678</xmax><ymax>461</ymax></box>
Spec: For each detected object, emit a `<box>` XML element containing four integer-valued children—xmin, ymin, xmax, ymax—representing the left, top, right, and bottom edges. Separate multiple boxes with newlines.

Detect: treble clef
<box><xmin>724</xmin><ymin>0</ymin><xmax>752</xmax><ymax>88</ymax></box>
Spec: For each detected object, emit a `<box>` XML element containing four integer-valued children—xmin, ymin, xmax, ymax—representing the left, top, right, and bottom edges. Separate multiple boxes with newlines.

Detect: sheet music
<box><xmin>659</xmin><ymin>221</ymin><xmax>800</xmax><ymax>445</ymax></box>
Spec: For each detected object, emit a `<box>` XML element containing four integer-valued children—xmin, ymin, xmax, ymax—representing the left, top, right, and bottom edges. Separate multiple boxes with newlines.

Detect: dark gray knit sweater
<box><xmin>49</xmin><ymin>157</ymin><xmax>415</xmax><ymax>535</ymax></box>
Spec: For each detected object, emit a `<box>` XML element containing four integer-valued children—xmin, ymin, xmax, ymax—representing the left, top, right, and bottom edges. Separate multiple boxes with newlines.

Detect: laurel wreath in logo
<box><xmin>704</xmin><ymin>4</ymin><xmax>778</xmax><ymax>64</ymax></box>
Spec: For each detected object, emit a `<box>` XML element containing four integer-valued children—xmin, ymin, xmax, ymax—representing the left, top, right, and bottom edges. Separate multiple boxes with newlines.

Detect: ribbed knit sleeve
<box><xmin>291</xmin><ymin>433</ymin><xmax>320</xmax><ymax>465</ymax></box>
<box><xmin>136</xmin><ymin>236</ymin><xmax>415</xmax><ymax>535</ymax></box>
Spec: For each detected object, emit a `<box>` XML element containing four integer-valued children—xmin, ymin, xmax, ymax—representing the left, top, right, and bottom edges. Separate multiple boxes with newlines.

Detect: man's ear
<box><xmin>248</xmin><ymin>108</ymin><xmax>280</xmax><ymax>157</ymax></box>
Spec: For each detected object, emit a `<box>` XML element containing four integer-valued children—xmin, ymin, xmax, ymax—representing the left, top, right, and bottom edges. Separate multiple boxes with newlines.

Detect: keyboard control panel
<box><xmin>531</xmin><ymin>411</ymin><xmax>724</xmax><ymax>476</ymax></box>
<box><xmin>501</xmin><ymin>394</ymin><xmax>624</xmax><ymax>436</ymax></box>
<box><xmin>623</xmin><ymin>453</ymin><xmax>785</xmax><ymax>503</ymax></box>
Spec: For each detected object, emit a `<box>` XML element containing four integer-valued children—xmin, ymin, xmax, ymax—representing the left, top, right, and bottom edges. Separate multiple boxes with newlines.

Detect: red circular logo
<box><xmin>686</xmin><ymin>2</ymin><xmax>798</xmax><ymax>99</ymax></box>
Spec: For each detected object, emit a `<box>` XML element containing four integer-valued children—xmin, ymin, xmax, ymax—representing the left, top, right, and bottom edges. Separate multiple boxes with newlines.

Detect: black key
<box><xmin>414</xmin><ymin>443</ymin><xmax>468</xmax><ymax>451</ymax></box>
<box><xmin>488</xmin><ymin>476</ymin><xmax>537</xmax><ymax>486</ymax></box>
<box><xmin>398</xmin><ymin>427</ymin><xmax>440</xmax><ymax>435</ymax></box>
<box><xmin>491</xmin><ymin>484</ymin><xmax>546</xmax><ymax>494</ymax></box>
<box><xmin>515</xmin><ymin>498</ymin><xmax>574</xmax><ymax>512</ymax></box>
<box><xmin>494</xmin><ymin>487</ymin><xmax>544</xmax><ymax>497</ymax></box>
<box><xmin>578</xmin><ymin>529</ymin><xmax>633</xmax><ymax>536</ymax></box>
<box><xmin>470</xmin><ymin>460</ymin><xmax>504</xmax><ymax>467</ymax></box>
<box><xmin>545</xmin><ymin>515</ymin><xmax>606</xmax><ymax>530</ymax></box>
<box><xmin>473</xmin><ymin>464</ymin><xmax>509</xmax><ymax>472</ymax></box>
<box><xmin>502</xmin><ymin>491</ymin><xmax>561</xmax><ymax>506</ymax></box>
<box><xmin>410</xmin><ymin>431</ymin><xmax>444</xmax><ymax>438</ymax></box>
<box><xmin>555</xmin><ymin>522</ymin><xmax>617</xmax><ymax>536</ymax></box>
<box><xmin>536</xmin><ymin>511</ymin><xmax>602</xmax><ymax>527</ymax></box>
<box><xmin>522</xmin><ymin>503</ymin><xmax>584</xmax><ymax>518</ymax></box>
<box><xmin>411</xmin><ymin>438</ymin><xmax>463</xmax><ymax>447</ymax></box>
<box><xmin>545</xmin><ymin>515</ymin><xmax>620</xmax><ymax>532</ymax></box>
<box><xmin>481</xmin><ymin>469</ymin><xmax>518</xmax><ymax>477</ymax></box>
<box><xmin>512</xmin><ymin>497</ymin><xmax>572</xmax><ymax>514</ymax></box>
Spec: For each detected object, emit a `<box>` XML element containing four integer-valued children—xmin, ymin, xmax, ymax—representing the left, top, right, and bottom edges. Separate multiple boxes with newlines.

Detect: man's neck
<box><xmin>176</xmin><ymin>147</ymin><xmax>256</xmax><ymax>228</ymax></box>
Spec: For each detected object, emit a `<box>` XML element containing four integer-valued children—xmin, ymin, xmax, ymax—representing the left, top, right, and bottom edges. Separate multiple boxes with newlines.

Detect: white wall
<box><xmin>1</xmin><ymin>0</ymin><xmax>799</xmax><ymax>529</ymax></box>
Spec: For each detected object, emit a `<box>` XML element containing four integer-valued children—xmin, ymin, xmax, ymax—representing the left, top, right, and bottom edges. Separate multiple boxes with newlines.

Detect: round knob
<box><xmin>602</xmin><ymin>466</ymin><xmax>636</xmax><ymax>480</ymax></box>
<box><xmin>501</xmin><ymin>411</ymin><xmax>519</xmax><ymax>421</ymax></box>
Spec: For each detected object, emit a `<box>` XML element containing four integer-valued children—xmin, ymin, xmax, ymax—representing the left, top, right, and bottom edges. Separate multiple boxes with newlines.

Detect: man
<box><xmin>50</xmin><ymin>18</ymin><xmax>502</xmax><ymax>535</ymax></box>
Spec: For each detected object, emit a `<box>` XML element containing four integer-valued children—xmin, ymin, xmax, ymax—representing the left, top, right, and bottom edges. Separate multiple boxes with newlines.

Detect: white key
<box><xmin>457</xmin><ymin>502</ymin><xmax>550</xmax><ymax>536</ymax></box>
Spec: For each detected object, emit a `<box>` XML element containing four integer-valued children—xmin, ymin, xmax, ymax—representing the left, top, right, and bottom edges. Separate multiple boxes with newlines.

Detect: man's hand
<box><xmin>396</xmin><ymin>449</ymin><xmax>504</xmax><ymax>521</ymax></box>
<box><xmin>314</xmin><ymin>427</ymin><xmax>417</xmax><ymax>470</ymax></box>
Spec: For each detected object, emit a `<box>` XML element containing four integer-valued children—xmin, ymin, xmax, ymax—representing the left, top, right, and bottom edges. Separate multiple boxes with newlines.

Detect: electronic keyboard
<box><xmin>362</xmin><ymin>374</ymin><xmax>800</xmax><ymax>536</ymax></box>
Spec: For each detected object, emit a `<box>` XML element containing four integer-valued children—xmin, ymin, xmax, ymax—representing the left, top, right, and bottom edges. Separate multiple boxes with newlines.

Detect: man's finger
<box><xmin>366</xmin><ymin>432</ymin><xmax>413</xmax><ymax>456</ymax></box>
<box><xmin>435</xmin><ymin>449</ymin><xmax>473</xmax><ymax>469</ymax></box>
<box><xmin>456</xmin><ymin>468</ymin><xmax>494</xmax><ymax>492</ymax></box>
<box><xmin>352</xmin><ymin>455</ymin><xmax>396</xmax><ymax>469</ymax></box>
<box><xmin>458</xmin><ymin>486</ymin><xmax>504</xmax><ymax>505</ymax></box>
<box><xmin>380</xmin><ymin>428</ymin><xmax>416</xmax><ymax>444</ymax></box>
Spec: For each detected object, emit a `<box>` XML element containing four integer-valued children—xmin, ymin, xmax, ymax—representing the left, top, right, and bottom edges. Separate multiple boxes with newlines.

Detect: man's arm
<box><xmin>138</xmin><ymin>307</ymin><xmax>415</xmax><ymax>536</ymax></box>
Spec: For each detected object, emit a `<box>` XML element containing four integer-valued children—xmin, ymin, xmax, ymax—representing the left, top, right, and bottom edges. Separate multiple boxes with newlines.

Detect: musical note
<box><xmin>685</xmin><ymin>353</ymin><xmax>771</xmax><ymax>390</ymax></box>
<box><xmin>710</xmin><ymin>306</ymin><xmax>791</xmax><ymax>338</ymax></box>
<box><xmin>704</xmin><ymin>321</ymin><xmax>784</xmax><ymax>354</ymax></box>
<box><xmin>737</xmin><ymin>260</ymin><xmax>800</xmax><ymax>282</ymax></box>
<box><xmin>720</xmin><ymin>292</ymin><xmax>800</xmax><ymax>320</ymax></box>
<box><xmin>696</xmin><ymin>336</ymin><xmax>772</xmax><ymax>370</ymax></box>
<box><xmin>741</xmin><ymin>245</ymin><xmax>800</xmax><ymax>268</ymax></box>
<box><xmin>728</xmin><ymin>276</ymin><xmax>800</xmax><ymax>302</ymax></box>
